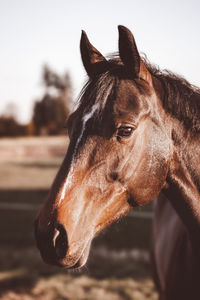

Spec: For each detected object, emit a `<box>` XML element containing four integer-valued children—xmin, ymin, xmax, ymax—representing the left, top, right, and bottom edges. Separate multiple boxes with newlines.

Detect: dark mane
<box><xmin>78</xmin><ymin>55</ymin><xmax>200</xmax><ymax>132</ymax></box>
<box><xmin>77</xmin><ymin>57</ymin><xmax>127</xmax><ymax>116</ymax></box>
<box><xmin>143</xmin><ymin>58</ymin><xmax>200</xmax><ymax>133</ymax></box>
<box><xmin>77</xmin><ymin>71</ymin><xmax>116</xmax><ymax>114</ymax></box>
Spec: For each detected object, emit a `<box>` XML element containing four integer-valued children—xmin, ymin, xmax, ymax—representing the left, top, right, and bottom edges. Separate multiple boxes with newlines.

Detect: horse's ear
<box><xmin>118</xmin><ymin>25</ymin><xmax>152</xmax><ymax>84</ymax></box>
<box><xmin>118</xmin><ymin>25</ymin><xmax>140</xmax><ymax>77</ymax></box>
<box><xmin>80</xmin><ymin>30</ymin><xmax>107</xmax><ymax>77</ymax></box>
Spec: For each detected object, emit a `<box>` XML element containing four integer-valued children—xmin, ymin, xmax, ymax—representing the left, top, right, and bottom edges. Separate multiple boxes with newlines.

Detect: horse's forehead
<box><xmin>113</xmin><ymin>80</ymin><xmax>144</xmax><ymax>115</ymax></box>
<box><xmin>71</xmin><ymin>78</ymin><xmax>148</xmax><ymax>137</ymax></box>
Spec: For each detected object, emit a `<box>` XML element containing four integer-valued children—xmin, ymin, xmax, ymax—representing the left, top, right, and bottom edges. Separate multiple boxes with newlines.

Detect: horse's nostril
<box><xmin>53</xmin><ymin>223</ymin><xmax>68</xmax><ymax>259</ymax></box>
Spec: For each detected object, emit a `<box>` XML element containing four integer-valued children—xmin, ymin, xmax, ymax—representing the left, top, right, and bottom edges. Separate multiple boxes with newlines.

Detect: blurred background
<box><xmin>0</xmin><ymin>0</ymin><xmax>200</xmax><ymax>299</ymax></box>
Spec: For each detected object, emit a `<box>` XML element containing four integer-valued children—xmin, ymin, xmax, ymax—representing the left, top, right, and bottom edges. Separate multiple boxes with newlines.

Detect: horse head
<box><xmin>35</xmin><ymin>26</ymin><xmax>172</xmax><ymax>268</ymax></box>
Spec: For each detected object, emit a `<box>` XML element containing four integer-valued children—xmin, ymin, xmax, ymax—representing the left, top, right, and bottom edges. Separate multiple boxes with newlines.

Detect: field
<box><xmin>0</xmin><ymin>137</ymin><xmax>158</xmax><ymax>300</ymax></box>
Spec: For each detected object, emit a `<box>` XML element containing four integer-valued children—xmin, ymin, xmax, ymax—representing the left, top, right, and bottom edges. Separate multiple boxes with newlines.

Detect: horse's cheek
<box><xmin>129</xmin><ymin>126</ymin><xmax>171</xmax><ymax>205</ymax></box>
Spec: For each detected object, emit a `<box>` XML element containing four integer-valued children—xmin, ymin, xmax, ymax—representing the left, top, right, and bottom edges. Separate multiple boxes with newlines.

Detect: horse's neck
<box><xmin>177</xmin><ymin>127</ymin><xmax>200</xmax><ymax>186</ymax></box>
<box><xmin>163</xmin><ymin>127</ymin><xmax>200</xmax><ymax>249</ymax></box>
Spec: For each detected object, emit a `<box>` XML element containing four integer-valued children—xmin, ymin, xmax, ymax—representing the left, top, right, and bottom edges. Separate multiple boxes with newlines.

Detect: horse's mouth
<box><xmin>57</xmin><ymin>239</ymin><xmax>92</xmax><ymax>269</ymax></box>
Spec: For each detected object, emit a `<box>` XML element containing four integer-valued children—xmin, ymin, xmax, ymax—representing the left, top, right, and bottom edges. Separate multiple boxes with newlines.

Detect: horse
<box><xmin>34</xmin><ymin>26</ymin><xmax>200</xmax><ymax>299</ymax></box>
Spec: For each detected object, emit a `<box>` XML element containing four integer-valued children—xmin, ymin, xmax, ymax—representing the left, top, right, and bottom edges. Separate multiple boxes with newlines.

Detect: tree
<box><xmin>0</xmin><ymin>116</ymin><xmax>27</xmax><ymax>137</ymax></box>
<box><xmin>33</xmin><ymin>65</ymin><xmax>72</xmax><ymax>135</ymax></box>
<box><xmin>0</xmin><ymin>102</ymin><xmax>27</xmax><ymax>137</ymax></box>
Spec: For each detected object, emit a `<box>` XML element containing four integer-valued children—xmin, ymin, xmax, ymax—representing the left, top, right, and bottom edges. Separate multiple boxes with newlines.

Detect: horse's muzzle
<box><xmin>34</xmin><ymin>218</ymin><xmax>91</xmax><ymax>269</ymax></box>
<box><xmin>34</xmin><ymin>218</ymin><xmax>69</xmax><ymax>266</ymax></box>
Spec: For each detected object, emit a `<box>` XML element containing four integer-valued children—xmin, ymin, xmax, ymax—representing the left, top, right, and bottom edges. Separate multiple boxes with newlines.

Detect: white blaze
<box><xmin>72</xmin><ymin>103</ymin><xmax>99</xmax><ymax>163</ymax></box>
<box><xmin>59</xmin><ymin>103</ymin><xmax>99</xmax><ymax>204</ymax></box>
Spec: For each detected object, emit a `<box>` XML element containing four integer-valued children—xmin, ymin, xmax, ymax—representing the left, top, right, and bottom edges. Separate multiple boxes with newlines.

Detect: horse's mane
<box><xmin>78</xmin><ymin>55</ymin><xmax>200</xmax><ymax>132</ymax></box>
<box><xmin>143</xmin><ymin>57</ymin><xmax>200</xmax><ymax>133</ymax></box>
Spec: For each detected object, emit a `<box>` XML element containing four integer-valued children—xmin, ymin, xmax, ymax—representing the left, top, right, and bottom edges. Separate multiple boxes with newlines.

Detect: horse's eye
<box><xmin>117</xmin><ymin>126</ymin><xmax>134</xmax><ymax>138</ymax></box>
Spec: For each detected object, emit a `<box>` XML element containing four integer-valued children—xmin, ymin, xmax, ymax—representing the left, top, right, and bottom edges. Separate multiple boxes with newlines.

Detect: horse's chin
<box><xmin>57</xmin><ymin>239</ymin><xmax>92</xmax><ymax>269</ymax></box>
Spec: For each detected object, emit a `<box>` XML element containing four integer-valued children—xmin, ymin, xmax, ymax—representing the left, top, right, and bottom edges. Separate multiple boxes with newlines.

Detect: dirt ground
<box><xmin>0</xmin><ymin>245</ymin><xmax>158</xmax><ymax>300</ymax></box>
<box><xmin>0</xmin><ymin>137</ymin><xmax>158</xmax><ymax>300</ymax></box>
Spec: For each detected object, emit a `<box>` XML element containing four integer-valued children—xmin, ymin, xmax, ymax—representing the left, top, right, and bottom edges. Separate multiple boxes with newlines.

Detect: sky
<box><xmin>0</xmin><ymin>0</ymin><xmax>200</xmax><ymax>123</ymax></box>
